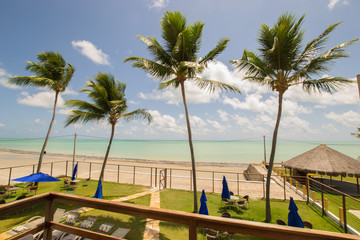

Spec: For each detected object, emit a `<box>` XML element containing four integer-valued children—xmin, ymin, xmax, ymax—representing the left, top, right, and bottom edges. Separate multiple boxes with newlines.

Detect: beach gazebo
<box><xmin>284</xmin><ymin>144</ymin><xmax>360</xmax><ymax>177</ymax></box>
<box><xmin>284</xmin><ymin>144</ymin><xmax>360</xmax><ymax>192</ymax></box>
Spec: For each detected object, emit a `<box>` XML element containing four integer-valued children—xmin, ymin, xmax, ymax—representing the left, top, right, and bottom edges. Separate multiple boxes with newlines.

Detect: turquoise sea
<box><xmin>0</xmin><ymin>138</ymin><xmax>358</xmax><ymax>164</ymax></box>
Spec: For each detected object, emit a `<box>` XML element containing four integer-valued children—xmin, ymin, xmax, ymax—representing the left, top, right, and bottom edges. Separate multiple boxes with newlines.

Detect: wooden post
<box><xmin>188</xmin><ymin>220</ymin><xmax>197</xmax><ymax>240</ymax></box>
<box><xmin>339</xmin><ymin>207</ymin><xmax>344</xmax><ymax>225</ymax></box>
<box><xmin>89</xmin><ymin>163</ymin><xmax>92</xmax><ymax>179</ymax></box>
<box><xmin>283</xmin><ymin>175</ymin><xmax>286</xmax><ymax>200</ymax></box>
<box><xmin>306</xmin><ymin>177</ymin><xmax>310</xmax><ymax>204</ymax></box>
<box><xmin>237</xmin><ymin>173</ymin><xmax>239</xmax><ymax>196</ymax></box>
<box><xmin>133</xmin><ymin>166</ymin><xmax>136</xmax><ymax>185</ymax></box>
<box><xmin>296</xmin><ymin>181</ymin><xmax>299</xmax><ymax>191</ymax></box>
<box><xmin>117</xmin><ymin>165</ymin><xmax>120</xmax><ymax>183</ymax></box>
<box><xmin>321</xmin><ymin>184</ymin><xmax>325</xmax><ymax>216</ymax></box>
<box><xmin>312</xmin><ymin>191</ymin><xmax>316</xmax><ymax>202</ymax></box>
<box><xmin>43</xmin><ymin>196</ymin><xmax>55</xmax><ymax>240</ymax></box>
<box><xmin>212</xmin><ymin>172</ymin><xmax>215</xmax><ymax>193</ymax></box>
<box><xmin>33</xmin><ymin>165</ymin><xmax>35</xmax><ymax>174</ymax></box>
<box><xmin>170</xmin><ymin>169</ymin><xmax>172</xmax><ymax>189</ymax></box>
<box><xmin>302</xmin><ymin>185</ymin><xmax>306</xmax><ymax>196</ymax></box>
<box><xmin>342</xmin><ymin>195</ymin><xmax>347</xmax><ymax>232</ymax></box>
<box><xmin>150</xmin><ymin>168</ymin><xmax>153</xmax><ymax>187</ymax></box>
<box><xmin>50</xmin><ymin>162</ymin><xmax>53</xmax><ymax>176</ymax></box>
<box><xmin>290</xmin><ymin>177</ymin><xmax>293</xmax><ymax>186</ymax></box>
<box><xmin>325</xmin><ymin>198</ymin><xmax>328</xmax><ymax>211</ymax></box>
<box><xmin>65</xmin><ymin>161</ymin><xmax>68</xmax><ymax>177</ymax></box>
<box><xmin>155</xmin><ymin>168</ymin><xmax>157</xmax><ymax>188</ymax></box>
<box><xmin>8</xmin><ymin>168</ymin><xmax>12</xmax><ymax>186</ymax></box>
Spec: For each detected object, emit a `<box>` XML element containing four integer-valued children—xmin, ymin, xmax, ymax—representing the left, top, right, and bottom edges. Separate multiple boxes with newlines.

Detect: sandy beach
<box><xmin>0</xmin><ymin>149</ymin><xmax>302</xmax><ymax>200</ymax></box>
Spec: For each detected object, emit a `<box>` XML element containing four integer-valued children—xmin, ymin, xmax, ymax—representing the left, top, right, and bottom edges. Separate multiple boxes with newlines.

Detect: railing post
<box><xmin>170</xmin><ymin>169</ymin><xmax>172</xmax><ymax>189</ymax></box>
<box><xmin>155</xmin><ymin>168</ymin><xmax>157</xmax><ymax>188</ymax></box>
<box><xmin>283</xmin><ymin>175</ymin><xmax>286</xmax><ymax>200</ymax></box>
<box><xmin>296</xmin><ymin>181</ymin><xmax>298</xmax><ymax>191</ymax></box>
<box><xmin>8</xmin><ymin>167</ymin><xmax>12</xmax><ymax>186</ymax></box>
<box><xmin>290</xmin><ymin>177</ymin><xmax>292</xmax><ymax>186</ymax></box>
<box><xmin>50</xmin><ymin>162</ymin><xmax>53</xmax><ymax>176</ymax></box>
<box><xmin>342</xmin><ymin>195</ymin><xmax>347</xmax><ymax>233</ymax></box>
<box><xmin>237</xmin><ymin>173</ymin><xmax>239</xmax><ymax>196</ymax></box>
<box><xmin>117</xmin><ymin>165</ymin><xmax>120</xmax><ymax>183</ymax></box>
<box><xmin>43</xmin><ymin>196</ymin><xmax>55</xmax><ymax>240</ymax></box>
<box><xmin>150</xmin><ymin>168</ymin><xmax>153</xmax><ymax>187</ymax></box>
<box><xmin>188</xmin><ymin>220</ymin><xmax>197</xmax><ymax>240</ymax></box>
<box><xmin>89</xmin><ymin>163</ymin><xmax>92</xmax><ymax>179</ymax></box>
<box><xmin>306</xmin><ymin>178</ymin><xmax>309</xmax><ymax>204</ymax></box>
<box><xmin>212</xmin><ymin>172</ymin><xmax>214</xmax><ymax>193</ymax></box>
<box><xmin>165</xmin><ymin>168</ymin><xmax>167</xmax><ymax>189</ymax></box>
<box><xmin>133</xmin><ymin>166</ymin><xmax>136</xmax><ymax>185</ymax></box>
<box><xmin>321</xmin><ymin>184</ymin><xmax>325</xmax><ymax>216</ymax></box>
<box><xmin>65</xmin><ymin>161</ymin><xmax>68</xmax><ymax>177</ymax></box>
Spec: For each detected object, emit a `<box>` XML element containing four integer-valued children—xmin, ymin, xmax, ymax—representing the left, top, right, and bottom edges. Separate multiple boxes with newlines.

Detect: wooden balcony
<box><xmin>1</xmin><ymin>192</ymin><xmax>359</xmax><ymax>240</ymax></box>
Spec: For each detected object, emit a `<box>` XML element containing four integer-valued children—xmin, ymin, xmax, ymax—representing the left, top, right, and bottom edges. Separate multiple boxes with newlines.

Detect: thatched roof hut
<box><xmin>284</xmin><ymin>144</ymin><xmax>360</xmax><ymax>177</ymax></box>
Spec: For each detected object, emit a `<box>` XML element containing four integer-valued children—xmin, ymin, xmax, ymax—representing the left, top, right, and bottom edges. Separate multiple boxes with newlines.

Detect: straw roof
<box><xmin>284</xmin><ymin>144</ymin><xmax>360</xmax><ymax>177</ymax></box>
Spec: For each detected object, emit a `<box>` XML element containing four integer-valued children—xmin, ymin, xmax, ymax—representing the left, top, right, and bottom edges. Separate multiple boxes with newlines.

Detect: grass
<box><xmin>0</xmin><ymin>177</ymin><xmax>150</xmax><ymax>234</ymax></box>
<box><xmin>159</xmin><ymin>189</ymin><xmax>344</xmax><ymax>240</ymax></box>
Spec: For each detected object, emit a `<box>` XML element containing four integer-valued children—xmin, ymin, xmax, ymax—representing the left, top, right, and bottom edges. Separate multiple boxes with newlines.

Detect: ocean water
<box><xmin>0</xmin><ymin>138</ymin><xmax>359</xmax><ymax>164</ymax></box>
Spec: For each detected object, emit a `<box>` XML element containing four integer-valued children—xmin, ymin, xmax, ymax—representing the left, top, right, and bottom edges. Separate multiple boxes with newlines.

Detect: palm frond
<box><xmin>192</xmin><ymin>77</ymin><xmax>241</xmax><ymax>93</ymax></box>
<box><xmin>9</xmin><ymin>76</ymin><xmax>51</xmax><ymax>87</ymax></box>
<box><xmin>65</xmin><ymin>110</ymin><xmax>105</xmax><ymax>127</ymax></box>
<box><xmin>124</xmin><ymin>57</ymin><xmax>173</xmax><ymax>80</ymax></box>
<box><xmin>137</xmin><ymin>35</ymin><xmax>173</xmax><ymax>65</ymax></box>
<box><xmin>159</xmin><ymin>78</ymin><xmax>179</xmax><ymax>89</ymax></box>
<box><xmin>161</xmin><ymin>11</ymin><xmax>187</xmax><ymax>52</ymax></box>
<box><xmin>199</xmin><ymin>38</ymin><xmax>229</xmax><ymax>66</ymax></box>
<box><xmin>300</xmin><ymin>77</ymin><xmax>352</xmax><ymax>94</ymax></box>
<box><xmin>123</xmin><ymin>109</ymin><xmax>152</xmax><ymax>124</ymax></box>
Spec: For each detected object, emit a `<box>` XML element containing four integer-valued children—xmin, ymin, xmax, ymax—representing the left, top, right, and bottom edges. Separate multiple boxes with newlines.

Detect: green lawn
<box><xmin>0</xmin><ymin>178</ymin><xmax>150</xmax><ymax>234</ymax></box>
<box><xmin>159</xmin><ymin>189</ymin><xmax>344</xmax><ymax>240</ymax></box>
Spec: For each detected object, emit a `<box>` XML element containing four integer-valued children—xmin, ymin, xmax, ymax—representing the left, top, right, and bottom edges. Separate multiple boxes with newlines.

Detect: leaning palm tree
<box><xmin>230</xmin><ymin>13</ymin><xmax>358</xmax><ymax>222</ymax></box>
<box><xmin>9</xmin><ymin>51</ymin><xmax>75</xmax><ymax>173</ymax></box>
<box><xmin>64</xmin><ymin>73</ymin><xmax>152</xmax><ymax>183</ymax></box>
<box><xmin>124</xmin><ymin>11</ymin><xmax>240</xmax><ymax>213</ymax></box>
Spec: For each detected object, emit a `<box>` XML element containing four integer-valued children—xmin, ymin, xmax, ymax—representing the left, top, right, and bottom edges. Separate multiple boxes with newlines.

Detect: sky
<box><xmin>0</xmin><ymin>0</ymin><xmax>359</xmax><ymax>142</ymax></box>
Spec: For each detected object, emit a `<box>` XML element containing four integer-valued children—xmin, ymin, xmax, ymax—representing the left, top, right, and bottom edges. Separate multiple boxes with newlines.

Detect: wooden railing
<box><xmin>1</xmin><ymin>192</ymin><xmax>359</xmax><ymax>240</ymax></box>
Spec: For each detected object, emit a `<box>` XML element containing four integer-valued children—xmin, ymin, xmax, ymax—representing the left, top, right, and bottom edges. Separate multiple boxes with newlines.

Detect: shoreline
<box><xmin>0</xmin><ymin>148</ymin><xmax>253</xmax><ymax>167</ymax></box>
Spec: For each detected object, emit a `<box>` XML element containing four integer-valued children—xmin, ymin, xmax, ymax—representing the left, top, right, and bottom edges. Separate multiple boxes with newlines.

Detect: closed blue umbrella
<box><xmin>199</xmin><ymin>190</ymin><xmax>208</xmax><ymax>215</ymax></box>
<box><xmin>13</xmin><ymin>172</ymin><xmax>61</xmax><ymax>182</ymax></box>
<box><xmin>71</xmin><ymin>163</ymin><xmax>78</xmax><ymax>181</ymax></box>
<box><xmin>94</xmin><ymin>180</ymin><xmax>103</xmax><ymax>199</ymax></box>
<box><xmin>288</xmin><ymin>197</ymin><xmax>304</xmax><ymax>228</ymax></box>
<box><xmin>221</xmin><ymin>176</ymin><xmax>230</xmax><ymax>199</ymax></box>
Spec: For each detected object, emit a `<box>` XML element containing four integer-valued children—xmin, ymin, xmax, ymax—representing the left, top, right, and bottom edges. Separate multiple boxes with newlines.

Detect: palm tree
<box><xmin>124</xmin><ymin>11</ymin><xmax>240</xmax><ymax>213</ymax></box>
<box><xmin>64</xmin><ymin>73</ymin><xmax>152</xmax><ymax>183</ymax></box>
<box><xmin>351</xmin><ymin>128</ymin><xmax>360</xmax><ymax>139</ymax></box>
<box><xmin>9</xmin><ymin>51</ymin><xmax>75</xmax><ymax>174</ymax></box>
<box><xmin>230</xmin><ymin>13</ymin><xmax>358</xmax><ymax>222</ymax></box>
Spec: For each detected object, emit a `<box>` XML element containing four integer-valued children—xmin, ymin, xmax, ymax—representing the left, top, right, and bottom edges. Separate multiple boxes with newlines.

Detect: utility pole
<box><xmin>72</xmin><ymin>133</ymin><xmax>77</xmax><ymax>170</ymax></box>
<box><xmin>357</xmin><ymin>74</ymin><xmax>360</xmax><ymax>101</ymax></box>
<box><xmin>263</xmin><ymin>135</ymin><xmax>266</xmax><ymax>163</ymax></box>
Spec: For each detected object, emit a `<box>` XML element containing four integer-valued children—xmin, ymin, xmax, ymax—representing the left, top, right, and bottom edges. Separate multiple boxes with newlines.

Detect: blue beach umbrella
<box><xmin>199</xmin><ymin>190</ymin><xmax>209</xmax><ymax>215</ymax></box>
<box><xmin>13</xmin><ymin>172</ymin><xmax>61</xmax><ymax>182</ymax></box>
<box><xmin>288</xmin><ymin>197</ymin><xmax>304</xmax><ymax>228</ymax></box>
<box><xmin>221</xmin><ymin>176</ymin><xmax>231</xmax><ymax>199</ymax></box>
<box><xmin>94</xmin><ymin>180</ymin><xmax>103</xmax><ymax>199</ymax></box>
<box><xmin>71</xmin><ymin>163</ymin><xmax>78</xmax><ymax>181</ymax></box>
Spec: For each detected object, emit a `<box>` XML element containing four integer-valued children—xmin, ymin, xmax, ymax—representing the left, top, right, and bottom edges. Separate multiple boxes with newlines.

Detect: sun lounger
<box><xmin>111</xmin><ymin>227</ymin><xmax>130</xmax><ymax>239</ymax></box>
<box><xmin>59</xmin><ymin>216</ymin><xmax>98</xmax><ymax>240</ymax></box>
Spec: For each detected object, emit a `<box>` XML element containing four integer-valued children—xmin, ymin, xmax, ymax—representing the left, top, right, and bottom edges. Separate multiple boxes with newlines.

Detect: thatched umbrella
<box><xmin>284</xmin><ymin>144</ymin><xmax>360</xmax><ymax>177</ymax></box>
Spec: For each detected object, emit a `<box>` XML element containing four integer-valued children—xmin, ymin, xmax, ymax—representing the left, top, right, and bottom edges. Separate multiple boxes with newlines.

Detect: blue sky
<box><xmin>0</xmin><ymin>0</ymin><xmax>359</xmax><ymax>141</ymax></box>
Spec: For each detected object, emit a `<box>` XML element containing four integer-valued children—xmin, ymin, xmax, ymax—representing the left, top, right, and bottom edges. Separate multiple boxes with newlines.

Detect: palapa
<box><xmin>284</xmin><ymin>144</ymin><xmax>360</xmax><ymax>178</ymax></box>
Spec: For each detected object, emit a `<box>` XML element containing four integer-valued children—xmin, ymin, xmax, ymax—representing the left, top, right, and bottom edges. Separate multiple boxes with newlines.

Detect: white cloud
<box><xmin>72</xmin><ymin>40</ymin><xmax>110</xmax><ymax>65</ymax></box>
<box><xmin>207</xmin><ymin>119</ymin><xmax>228</xmax><ymax>133</ymax></box>
<box><xmin>147</xmin><ymin>110</ymin><xmax>184</xmax><ymax>134</ymax></box>
<box><xmin>0</xmin><ymin>122</ymin><xmax>5</xmax><ymax>127</ymax></box>
<box><xmin>16</xmin><ymin>89</ymin><xmax>77</xmax><ymax>108</ymax></box>
<box><xmin>148</xmin><ymin>0</ymin><xmax>169</xmax><ymax>8</ymax></box>
<box><xmin>0</xmin><ymin>68</ymin><xmax>19</xmax><ymax>89</ymax></box>
<box><xmin>325</xmin><ymin>110</ymin><xmax>360</xmax><ymax>127</ymax></box>
<box><xmin>322</xmin><ymin>123</ymin><xmax>339</xmax><ymax>133</ymax></box>
<box><xmin>34</xmin><ymin>118</ymin><xmax>45</xmax><ymax>125</ymax></box>
<box><xmin>328</xmin><ymin>0</ymin><xmax>350</xmax><ymax>10</ymax></box>
<box><xmin>190</xmin><ymin>115</ymin><xmax>207</xmax><ymax>128</ymax></box>
<box><xmin>217</xmin><ymin>109</ymin><xmax>229</xmax><ymax>121</ymax></box>
<box><xmin>232</xmin><ymin>114</ymin><xmax>268</xmax><ymax>133</ymax></box>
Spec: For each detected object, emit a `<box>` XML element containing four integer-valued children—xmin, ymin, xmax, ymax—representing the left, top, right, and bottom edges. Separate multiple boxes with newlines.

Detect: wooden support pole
<box><xmin>117</xmin><ymin>165</ymin><xmax>120</xmax><ymax>183</ymax></box>
<box><xmin>8</xmin><ymin>168</ymin><xmax>12</xmax><ymax>186</ymax></box>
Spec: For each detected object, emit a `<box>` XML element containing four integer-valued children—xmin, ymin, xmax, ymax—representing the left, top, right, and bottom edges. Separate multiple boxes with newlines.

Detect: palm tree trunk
<box><xmin>180</xmin><ymin>82</ymin><xmax>198</xmax><ymax>213</ymax></box>
<box><xmin>36</xmin><ymin>91</ymin><xmax>59</xmax><ymax>173</ymax></box>
<box><xmin>98</xmin><ymin>123</ymin><xmax>115</xmax><ymax>182</ymax></box>
<box><xmin>265</xmin><ymin>91</ymin><xmax>284</xmax><ymax>222</ymax></box>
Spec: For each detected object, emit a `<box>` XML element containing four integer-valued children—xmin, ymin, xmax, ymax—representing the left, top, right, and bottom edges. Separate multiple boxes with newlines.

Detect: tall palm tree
<box><xmin>124</xmin><ymin>11</ymin><xmax>240</xmax><ymax>213</ymax></box>
<box><xmin>9</xmin><ymin>51</ymin><xmax>75</xmax><ymax>173</ymax></box>
<box><xmin>230</xmin><ymin>13</ymin><xmax>358</xmax><ymax>222</ymax></box>
<box><xmin>64</xmin><ymin>73</ymin><xmax>152</xmax><ymax>183</ymax></box>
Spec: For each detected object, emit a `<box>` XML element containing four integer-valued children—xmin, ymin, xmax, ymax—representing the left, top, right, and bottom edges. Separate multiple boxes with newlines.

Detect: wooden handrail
<box><xmin>1</xmin><ymin>192</ymin><xmax>360</xmax><ymax>240</ymax></box>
